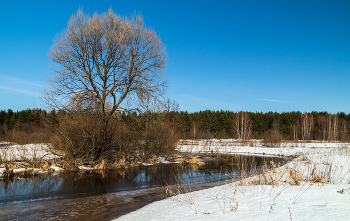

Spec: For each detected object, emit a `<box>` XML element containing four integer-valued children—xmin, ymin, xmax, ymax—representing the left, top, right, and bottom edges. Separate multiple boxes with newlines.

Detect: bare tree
<box><xmin>326</xmin><ymin>114</ymin><xmax>339</xmax><ymax>141</ymax></box>
<box><xmin>44</xmin><ymin>9</ymin><xmax>167</xmax><ymax>121</ymax></box>
<box><xmin>318</xmin><ymin>115</ymin><xmax>327</xmax><ymax>141</ymax></box>
<box><xmin>163</xmin><ymin>98</ymin><xmax>179</xmax><ymax>113</ymax></box>
<box><xmin>301</xmin><ymin>112</ymin><xmax>314</xmax><ymax>140</ymax></box>
<box><xmin>291</xmin><ymin>121</ymin><xmax>299</xmax><ymax>140</ymax></box>
<box><xmin>43</xmin><ymin>9</ymin><xmax>167</xmax><ymax>160</ymax></box>
<box><xmin>339</xmin><ymin>119</ymin><xmax>348</xmax><ymax>141</ymax></box>
<box><xmin>162</xmin><ymin>98</ymin><xmax>180</xmax><ymax>136</ymax></box>
<box><xmin>332</xmin><ymin>114</ymin><xmax>339</xmax><ymax>141</ymax></box>
<box><xmin>189</xmin><ymin>121</ymin><xmax>199</xmax><ymax>140</ymax></box>
<box><xmin>233</xmin><ymin>111</ymin><xmax>251</xmax><ymax>140</ymax></box>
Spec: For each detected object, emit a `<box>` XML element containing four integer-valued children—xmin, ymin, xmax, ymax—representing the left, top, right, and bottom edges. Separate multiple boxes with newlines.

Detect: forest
<box><xmin>1</xmin><ymin>108</ymin><xmax>349</xmax><ymax>143</ymax></box>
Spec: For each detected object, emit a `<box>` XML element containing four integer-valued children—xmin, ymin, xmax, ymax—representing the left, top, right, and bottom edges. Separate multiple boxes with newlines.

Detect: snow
<box><xmin>78</xmin><ymin>165</ymin><xmax>92</xmax><ymax>170</ymax></box>
<box><xmin>138</xmin><ymin>162</ymin><xmax>154</xmax><ymax>166</ymax></box>
<box><xmin>1</xmin><ymin>141</ymin><xmax>350</xmax><ymax>220</ymax></box>
<box><xmin>0</xmin><ymin>143</ymin><xmax>59</xmax><ymax>161</ymax></box>
<box><xmin>0</xmin><ymin>143</ymin><xmax>64</xmax><ymax>176</ymax></box>
<box><xmin>50</xmin><ymin>165</ymin><xmax>64</xmax><ymax>172</ymax></box>
<box><xmin>116</xmin><ymin>140</ymin><xmax>350</xmax><ymax>221</ymax></box>
<box><xmin>0</xmin><ymin>143</ymin><xmax>175</xmax><ymax>176</ymax></box>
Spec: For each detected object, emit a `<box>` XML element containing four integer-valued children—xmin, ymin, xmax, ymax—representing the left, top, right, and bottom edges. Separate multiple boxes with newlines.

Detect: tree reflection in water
<box><xmin>0</xmin><ymin>155</ymin><xmax>287</xmax><ymax>205</ymax></box>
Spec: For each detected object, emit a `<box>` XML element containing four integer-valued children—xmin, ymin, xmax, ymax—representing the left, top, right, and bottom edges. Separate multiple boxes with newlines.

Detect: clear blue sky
<box><xmin>1</xmin><ymin>0</ymin><xmax>349</xmax><ymax>113</ymax></box>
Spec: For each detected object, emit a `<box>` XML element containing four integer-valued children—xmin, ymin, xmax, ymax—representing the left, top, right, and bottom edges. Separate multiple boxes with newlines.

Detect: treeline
<box><xmin>1</xmin><ymin>109</ymin><xmax>350</xmax><ymax>143</ymax></box>
<box><xmin>175</xmin><ymin>110</ymin><xmax>350</xmax><ymax>141</ymax></box>
<box><xmin>121</xmin><ymin>110</ymin><xmax>350</xmax><ymax>141</ymax></box>
<box><xmin>0</xmin><ymin>109</ymin><xmax>59</xmax><ymax>144</ymax></box>
<box><xmin>0</xmin><ymin>109</ymin><xmax>59</xmax><ymax>129</ymax></box>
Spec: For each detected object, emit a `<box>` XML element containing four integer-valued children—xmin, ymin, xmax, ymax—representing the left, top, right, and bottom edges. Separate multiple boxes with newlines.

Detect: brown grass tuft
<box><xmin>179</xmin><ymin>155</ymin><xmax>205</xmax><ymax>166</ymax></box>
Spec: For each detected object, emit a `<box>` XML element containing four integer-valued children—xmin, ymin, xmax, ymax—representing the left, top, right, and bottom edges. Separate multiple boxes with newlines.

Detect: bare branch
<box><xmin>43</xmin><ymin>9</ymin><xmax>167</xmax><ymax>120</ymax></box>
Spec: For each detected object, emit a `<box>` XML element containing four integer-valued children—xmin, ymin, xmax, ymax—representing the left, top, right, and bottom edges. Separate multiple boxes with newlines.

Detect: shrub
<box><xmin>144</xmin><ymin>118</ymin><xmax>178</xmax><ymax>157</ymax></box>
<box><xmin>262</xmin><ymin>129</ymin><xmax>283</xmax><ymax>147</ymax></box>
<box><xmin>51</xmin><ymin>112</ymin><xmax>114</xmax><ymax>162</ymax></box>
<box><xmin>51</xmin><ymin>111</ymin><xmax>178</xmax><ymax>166</ymax></box>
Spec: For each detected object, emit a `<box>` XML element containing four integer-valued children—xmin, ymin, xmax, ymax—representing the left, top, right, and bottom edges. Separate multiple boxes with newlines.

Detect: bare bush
<box><xmin>51</xmin><ymin>111</ymin><xmax>177</xmax><ymax>166</ymax></box>
<box><xmin>143</xmin><ymin>115</ymin><xmax>178</xmax><ymax>157</ymax></box>
<box><xmin>262</xmin><ymin>129</ymin><xmax>283</xmax><ymax>147</ymax></box>
<box><xmin>51</xmin><ymin>112</ymin><xmax>114</xmax><ymax>162</ymax></box>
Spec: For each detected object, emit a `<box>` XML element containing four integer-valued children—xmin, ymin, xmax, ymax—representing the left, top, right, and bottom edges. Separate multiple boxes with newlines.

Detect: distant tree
<box><xmin>317</xmin><ymin>115</ymin><xmax>327</xmax><ymax>140</ymax></box>
<box><xmin>163</xmin><ymin>98</ymin><xmax>179</xmax><ymax>113</ymax></box>
<box><xmin>162</xmin><ymin>99</ymin><xmax>180</xmax><ymax>136</ymax></box>
<box><xmin>272</xmin><ymin>118</ymin><xmax>280</xmax><ymax>134</ymax></box>
<box><xmin>291</xmin><ymin>122</ymin><xmax>299</xmax><ymax>140</ymax></box>
<box><xmin>189</xmin><ymin>121</ymin><xmax>199</xmax><ymax>139</ymax></box>
<box><xmin>339</xmin><ymin>119</ymin><xmax>348</xmax><ymax>141</ymax></box>
<box><xmin>233</xmin><ymin>111</ymin><xmax>251</xmax><ymax>140</ymax></box>
<box><xmin>326</xmin><ymin>114</ymin><xmax>339</xmax><ymax>141</ymax></box>
<box><xmin>0</xmin><ymin>110</ymin><xmax>6</xmax><ymax>125</ymax></box>
<box><xmin>301</xmin><ymin>112</ymin><xmax>314</xmax><ymax>140</ymax></box>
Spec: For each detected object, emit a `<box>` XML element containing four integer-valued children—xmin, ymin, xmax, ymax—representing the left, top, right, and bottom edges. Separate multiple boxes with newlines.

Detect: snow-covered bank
<box><xmin>0</xmin><ymin>143</ymin><xmax>59</xmax><ymax>161</ymax></box>
<box><xmin>0</xmin><ymin>142</ymin><xmax>177</xmax><ymax>177</ymax></box>
<box><xmin>116</xmin><ymin>141</ymin><xmax>350</xmax><ymax>221</ymax></box>
<box><xmin>0</xmin><ymin>143</ymin><xmax>67</xmax><ymax>176</ymax></box>
<box><xmin>177</xmin><ymin>139</ymin><xmax>349</xmax><ymax>157</ymax></box>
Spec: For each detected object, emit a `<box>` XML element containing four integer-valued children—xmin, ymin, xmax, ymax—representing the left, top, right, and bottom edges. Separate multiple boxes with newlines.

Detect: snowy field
<box><xmin>116</xmin><ymin>140</ymin><xmax>350</xmax><ymax>221</ymax></box>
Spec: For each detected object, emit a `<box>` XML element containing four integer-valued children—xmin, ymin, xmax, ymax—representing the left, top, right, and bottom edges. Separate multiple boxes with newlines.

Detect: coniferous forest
<box><xmin>1</xmin><ymin>108</ymin><xmax>349</xmax><ymax>144</ymax></box>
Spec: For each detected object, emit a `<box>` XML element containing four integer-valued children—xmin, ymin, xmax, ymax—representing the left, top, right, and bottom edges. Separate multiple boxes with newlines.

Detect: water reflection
<box><xmin>0</xmin><ymin>155</ymin><xmax>287</xmax><ymax>206</ymax></box>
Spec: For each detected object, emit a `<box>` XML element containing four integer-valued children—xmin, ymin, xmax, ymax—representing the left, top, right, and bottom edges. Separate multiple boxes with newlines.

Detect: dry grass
<box><xmin>1</xmin><ymin>167</ymin><xmax>14</xmax><ymax>180</ymax></box>
<box><xmin>177</xmin><ymin>139</ymin><xmax>261</xmax><ymax>147</ymax></box>
<box><xmin>288</xmin><ymin>168</ymin><xmax>304</xmax><ymax>185</ymax></box>
<box><xmin>3</xmin><ymin>162</ymin><xmax>27</xmax><ymax>169</ymax></box>
<box><xmin>166</xmin><ymin>179</ymin><xmax>211</xmax><ymax>215</ymax></box>
<box><xmin>179</xmin><ymin>155</ymin><xmax>205</xmax><ymax>166</ymax></box>
<box><xmin>0</xmin><ymin>205</ymin><xmax>14</xmax><ymax>221</ymax></box>
<box><xmin>1</xmin><ymin>167</ymin><xmax>38</xmax><ymax>179</ymax></box>
<box><xmin>283</xmin><ymin>140</ymin><xmax>349</xmax><ymax>144</ymax></box>
<box><xmin>0</xmin><ymin>143</ymin><xmax>59</xmax><ymax>179</ymax></box>
<box><xmin>14</xmin><ymin>169</ymin><xmax>38</xmax><ymax>177</ymax></box>
<box><xmin>166</xmin><ymin>144</ymin><xmax>350</xmax><ymax>215</ymax></box>
<box><xmin>93</xmin><ymin>158</ymin><xmax>137</xmax><ymax>170</ymax></box>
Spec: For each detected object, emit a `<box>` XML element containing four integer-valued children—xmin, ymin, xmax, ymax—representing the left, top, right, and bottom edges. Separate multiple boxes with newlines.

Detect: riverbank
<box><xmin>116</xmin><ymin>141</ymin><xmax>350</xmax><ymax>221</ymax></box>
<box><xmin>0</xmin><ymin>142</ymin><xmax>176</xmax><ymax>177</ymax></box>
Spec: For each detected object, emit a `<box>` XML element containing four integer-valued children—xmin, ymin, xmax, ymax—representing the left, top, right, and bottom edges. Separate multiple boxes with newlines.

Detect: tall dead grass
<box><xmin>166</xmin><ymin>145</ymin><xmax>350</xmax><ymax>215</ymax></box>
<box><xmin>179</xmin><ymin>155</ymin><xmax>205</xmax><ymax>167</ymax></box>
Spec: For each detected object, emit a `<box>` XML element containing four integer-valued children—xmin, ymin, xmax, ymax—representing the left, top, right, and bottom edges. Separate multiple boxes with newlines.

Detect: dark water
<box><xmin>0</xmin><ymin>155</ymin><xmax>287</xmax><ymax>221</ymax></box>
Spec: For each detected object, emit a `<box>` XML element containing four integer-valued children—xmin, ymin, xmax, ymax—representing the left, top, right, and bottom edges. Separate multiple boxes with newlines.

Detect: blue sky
<box><xmin>0</xmin><ymin>0</ymin><xmax>349</xmax><ymax>113</ymax></box>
